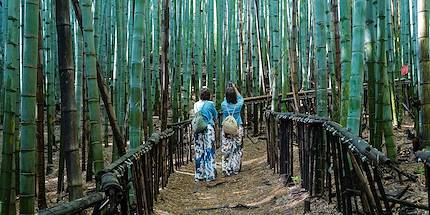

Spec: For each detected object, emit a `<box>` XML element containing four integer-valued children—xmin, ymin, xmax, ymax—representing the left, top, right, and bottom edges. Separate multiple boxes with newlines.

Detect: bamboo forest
<box><xmin>1</xmin><ymin>0</ymin><xmax>430</xmax><ymax>214</ymax></box>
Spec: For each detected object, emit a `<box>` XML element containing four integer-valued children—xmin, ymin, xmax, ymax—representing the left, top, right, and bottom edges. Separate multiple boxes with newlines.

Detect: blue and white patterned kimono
<box><xmin>194</xmin><ymin>125</ymin><xmax>216</xmax><ymax>181</ymax></box>
<box><xmin>193</xmin><ymin>100</ymin><xmax>217</xmax><ymax>181</ymax></box>
<box><xmin>221</xmin><ymin>126</ymin><xmax>243</xmax><ymax>176</ymax></box>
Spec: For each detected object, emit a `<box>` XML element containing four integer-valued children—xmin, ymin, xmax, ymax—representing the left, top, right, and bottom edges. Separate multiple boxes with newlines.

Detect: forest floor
<box><xmin>154</xmin><ymin>116</ymin><xmax>429</xmax><ymax>215</ymax></box>
<box><xmin>153</xmin><ymin>131</ymin><xmax>336</xmax><ymax>215</ymax></box>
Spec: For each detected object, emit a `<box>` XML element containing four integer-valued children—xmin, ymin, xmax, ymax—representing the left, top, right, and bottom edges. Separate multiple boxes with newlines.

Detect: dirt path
<box><xmin>154</xmin><ymin>134</ymin><xmax>335</xmax><ymax>215</ymax></box>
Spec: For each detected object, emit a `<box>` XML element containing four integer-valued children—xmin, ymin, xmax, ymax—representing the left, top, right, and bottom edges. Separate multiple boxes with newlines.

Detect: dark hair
<box><xmin>200</xmin><ymin>87</ymin><xmax>211</xmax><ymax>101</ymax></box>
<box><xmin>225</xmin><ymin>87</ymin><xmax>237</xmax><ymax>104</ymax></box>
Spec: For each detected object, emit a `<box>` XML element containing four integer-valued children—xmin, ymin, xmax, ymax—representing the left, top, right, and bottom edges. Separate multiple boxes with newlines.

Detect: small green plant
<box><xmin>415</xmin><ymin>166</ymin><xmax>425</xmax><ymax>175</ymax></box>
<box><xmin>292</xmin><ymin>176</ymin><xmax>301</xmax><ymax>184</ymax></box>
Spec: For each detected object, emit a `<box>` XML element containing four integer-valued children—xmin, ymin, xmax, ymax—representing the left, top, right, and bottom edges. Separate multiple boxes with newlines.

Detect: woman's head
<box><xmin>200</xmin><ymin>87</ymin><xmax>211</xmax><ymax>101</ymax></box>
<box><xmin>225</xmin><ymin>87</ymin><xmax>237</xmax><ymax>104</ymax></box>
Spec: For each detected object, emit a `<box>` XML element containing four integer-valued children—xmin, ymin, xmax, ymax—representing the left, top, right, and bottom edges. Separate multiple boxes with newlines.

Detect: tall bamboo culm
<box><xmin>340</xmin><ymin>0</ymin><xmax>352</xmax><ymax>127</ymax></box>
<box><xmin>130</xmin><ymin>0</ymin><xmax>145</xmax><ymax>148</ymax></box>
<box><xmin>347</xmin><ymin>0</ymin><xmax>366</xmax><ymax>136</ymax></box>
<box><xmin>20</xmin><ymin>0</ymin><xmax>40</xmax><ymax>213</ymax></box>
<box><xmin>418</xmin><ymin>0</ymin><xmax>430</xmax><ymax>148</ymax></box>
<box><xmin>0</xmin><ymin>0</ymin><xmax>19</xmax><ymax>213</ymax></box>
<box><xmin>314</xmin><ymin>0</ymin><xmax>328</xmax><ymax>117</ymax></box>
<box><xmin>55</xmin><ymin>0</ymin><xmax>84</xmax><ymax>200</ymax></box>
<box><xmin>80</xmin><ymin>0</ymin><xmax>105</xmax><ymax>174</ymax></box>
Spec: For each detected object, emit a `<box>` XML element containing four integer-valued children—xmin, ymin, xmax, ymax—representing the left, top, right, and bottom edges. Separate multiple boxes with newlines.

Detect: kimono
<box><xmin>194</xmin><ymin>125</ymin><xmax>217</xmax><ymax>181</ymax></box>
<box><xmin>193</xmin><ymin>100</ymin><xmax>217</xmax><ymax>181</ymax></box>
<box><xmin>221</xmin><ymin>126</ymin><xmax>244</xmax><ymax>176</ymax></box>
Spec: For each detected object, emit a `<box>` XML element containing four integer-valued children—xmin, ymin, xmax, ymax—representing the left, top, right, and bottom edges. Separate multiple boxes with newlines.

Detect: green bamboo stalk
<box><xmin>144</xmin><ymin>0</ymin><xmax>154</xmax><ymax>133</ymax></box>
<box><xmin>299</xmin><ymin>0</ymin><xmax>308</xmax><ymax>91</ymax></box>
<box><xmin>0</xmin><ymin>0</ymin><xmax>6</xmax><ymax>125</ymax></box>
<box><xmin>171</xmin><ymin>0</ymin><xmax>180</xmax><ymax>123</ymax></box>
<box><xmin>215</xmin><ymin>0</ymin><xmax>224</xmax><ymax>108</ymax></box>
<box><xmin>400</xmin><ymin>0</ymin><xmax>410</xmax><ymax>77</ymax></box>
<box><xmin>114</xmin><ymin>0</ymin><xmax>126</xmax><ymax>157</ymax></box>
<box><xmin>392</xmin><ymin>0</ymin><xmax>404</xmax><ymax>126</ymax></box>
<box><xmin>347</xmin><ymin>0</ymin><xmax>366</xmax><ymax>136</ymax></box>
<box><xmin>44</xmin><ymin>0</ymin><xmax>55</xmax><ymax>174</ymax></box>
<box><xmin>375</xmin><ymin>0</ymin><xmax>396</xmax><ymax>159</ymax></box>
<box><xmin>20</xmin><ymin>0</ymin><xmax>40</xmax><ymax>213</ymax></box>
<box><xmin>411</xmin><ymin>0</ymin><xmax>418</xmax><ymax>97</ymax></box>
<box><xmin>182</xmin><ymin>0</ymin><xmax>191</xmax><ymax>119</ymax></box>
<box><xmin>207</xmin><ymin>0</ymin><xmax>215</xmax><ymax>93</ymax></box>
<box><xmin>227</xmin><ymin>0</ymin><xmax>233</xmax><ymax>82</ymax></box>
<box><xmin>411</xmin><ymin>0</ymin><xmax>420</xmax><ymax>131</ymax></box>
<box><xmin>238</xmin><ymin>0</ymin><xmax>245</xmax><ymax>92</ymax></box>
<box><xmin>52</xmin><ymin>0</ymin><xmax>60</xmax><ymax>107</ymax></box>
<box><xmin>401</xmin><ymin>0</ymin><xmax>413</xmax><ymax>128</ymax></box>
<box><xmin>281</xmin><ymin>0</ymin><xmax>290</xmax><ymax>111</ymax></box>
<box><xmin>160</xmin><ymin>0</ymin><xmax>169</xmax><ymax>130</ymax></box>
<box><xmin>314</xmin><ymin>0</ymin><xmax>327</xmax><ymax>117</ymax></box>
<box><xmin>245</xmin><ymin>0</ymin><xmax>252</xmax><ymax>97</ymax></box>
<box><xmin>0</xmin><ymin>0</ymin><xmax>18</xmax><ymax>212</ymax></box>
<box><xmin>14</xmin><ymin>0</ymin><xmax>22</xmax><ymax>196</ymax></box>
<box><xmin>365</xmin><ymin>0</ymin><xmax>377</xmax><ymax>146</ymax></box>
<box><xmin>99</xmin><ymin>2</ymin><xmax>110</xmax><ymax>148</ymax></box>
<box><xmin>326</xmin><ymin>1</ymin><xmax>338</xmax><ymax>121</ymax></box>
<box><xmin>130</xmin><ymin>0</ymin><xmax>144</xmax><ymax>149</ymax></box>
<box><xmin>331</xmin><ymin>0</ymin><xmax>342</xmax><ymax>96</ymax></box>
<box><xmin>339</xmin><ymin>0</ymin><xmax>352</xmax><ymax>127</ymax></box>
<box><xmin>418</xmin><ymin>0</ymin><xmax>430</xmax><ymax>148</ymax></box>
<box><xmin>194</xmin><ymin>0</ymin><xmax>203</xmax><ymax>97</ymax></box>
<box><xmin>81</xmin><ymin>0</ymin><xmax>105</xmax><ymax>174</ymax></box>
<box><xmin>74</xmin><ymin>11</ymin><xmax>83</xmax><ymax>158</ymax></box>
<box><xmin>248</xmin><ymin>1</ymin><xmax>255</xmax><ymax>95</ymax></box>
<box><xmin>269</xmin><ymin>0</ymin><xmax>280</xmax><ymax>111</ymax></box>
<box><xmin>386</xmin><ymin>0</ymin><xmax>398</xmax><ymax>127</ymax></box>
<box><xmin>126</xmin><ymin>0</ymin><xmax>133</xmax><ymax>102</ymax></box>
<box><xmin>152</xmin><ymin>0</ymin><xmax>160</xmax><ymax>114</ymax></box>
<box><xmin>93</xmin><ymin>0</ymin><xmax>101</xmax><ymax>55</ymax></box>
<box><xmin>289</xmin><ymin>0</ymin><xmax>300</xmax><ymax>112</ymax></box>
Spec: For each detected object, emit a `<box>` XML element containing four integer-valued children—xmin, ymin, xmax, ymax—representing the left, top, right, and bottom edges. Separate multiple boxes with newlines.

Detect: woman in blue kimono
<box><xmin>221</xmin><ymin>83</ymin><xmax>244</xmax><ymax>176</ymax></box>
<box><xmin>193</xmin><ymin>88</ymin><xmax>218</xmax><ymax>181</ymax></box>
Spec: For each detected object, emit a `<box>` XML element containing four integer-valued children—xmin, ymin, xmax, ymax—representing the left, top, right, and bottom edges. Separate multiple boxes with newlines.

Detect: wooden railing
<box><xmin>39</xmin><ymin>120</ymin><xmax>192</xmax><ymax>215</ymax></box>
<box><xmin>265</xmin><ymin>111</ymin><xmax>428</xmax><ymax>214</ymax></box>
